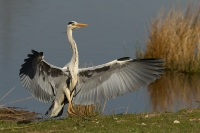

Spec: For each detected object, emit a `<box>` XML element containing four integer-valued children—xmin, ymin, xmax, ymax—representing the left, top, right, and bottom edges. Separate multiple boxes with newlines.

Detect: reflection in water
<box><xmin>148</xmin><ymin>71</ymin><xmax>200</xmax><ymax>112</ymax></box>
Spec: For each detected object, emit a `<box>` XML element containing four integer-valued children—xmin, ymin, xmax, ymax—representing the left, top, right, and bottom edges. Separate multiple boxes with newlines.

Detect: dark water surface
<box><xmin>0</xmin><ymin>0</ymin><xmax>199</xmax><ymax>116</ymax></box>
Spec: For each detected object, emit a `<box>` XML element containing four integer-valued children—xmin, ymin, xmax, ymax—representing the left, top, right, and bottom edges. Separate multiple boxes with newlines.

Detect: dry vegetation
<box><xmin>73</xmin><ymin>103</ymin><xmax>102</xmax><ymax>117</ymax></box>
<box><xmin>0</xmin><ymin>107</ymin><xmax>38</xmax><ymax>123</ymax></box>
<box><xmin>137</xmin><ymin>3</ymin><xmax>200</xmax><ymax>73</ymax></box>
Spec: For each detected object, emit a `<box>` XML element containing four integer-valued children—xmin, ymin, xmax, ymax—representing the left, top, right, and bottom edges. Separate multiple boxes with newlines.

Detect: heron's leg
<box><xmin>70</xmin><ymin>91</ymin><xmax>87</xmax><ymax>116</ymax></box>
<box><xmin>69</xmin><ymin>91</ymin><xmax>76</xmax><ymax>113</ymax></box>
<box><xmin>70</xmin><ymin>90</ymin><xmax>86</xmax><ymax>117</ymax></box>
<box><xmin>68</xmin><ymin>102</ymin><xmax>77</xmax><ymax>117</ymax></box>
<box><xmin>65</xmin><ymin>88</ymin><xmax>77</xmax><ymax>116</ymax></box>
<box><xmin>65</xmin><ymin>88</ymin><xmax>85</xmax><ymax>118</ymax></box>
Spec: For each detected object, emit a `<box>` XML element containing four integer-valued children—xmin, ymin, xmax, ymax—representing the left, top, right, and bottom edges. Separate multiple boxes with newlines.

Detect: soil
<box><xmin>0</xmin><ymin>107</ymin><xmax>39</xmax><ymax>123</ymax></box>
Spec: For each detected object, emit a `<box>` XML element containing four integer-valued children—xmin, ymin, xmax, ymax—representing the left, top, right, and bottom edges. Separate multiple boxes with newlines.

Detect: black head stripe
<box><xmin>117</xmin><ymin>57</ymin><xmax>131</xmax><ymax>61</ymax></box>
<box><xmin>68</xmin><ymin>21</ymin><xmax>74</xmax><ymax>25</ymax></box>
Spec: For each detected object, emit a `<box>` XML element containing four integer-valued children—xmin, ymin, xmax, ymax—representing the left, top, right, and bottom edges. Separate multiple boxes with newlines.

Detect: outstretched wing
<box><xmin>19</xmin><ymin>50</ymin><xmax>68</xmax><ymax>103</ymax></box>
<box><xmin>73</xmin><ymin>57</ymin><xmax>165</xmax><ymax>105</ymax></box>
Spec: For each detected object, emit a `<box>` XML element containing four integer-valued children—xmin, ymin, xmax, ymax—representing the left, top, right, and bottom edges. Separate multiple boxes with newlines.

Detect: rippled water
<box><xmin>0</xmin><ymin>0</ymin><xmax>199</xmax><ymax>116</ymax></box>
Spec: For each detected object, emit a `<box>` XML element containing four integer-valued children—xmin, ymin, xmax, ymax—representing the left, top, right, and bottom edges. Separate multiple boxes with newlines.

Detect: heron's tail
<box><xmin>45</xmin><ymin>101</ymin><xmax>64</xmax><ymax>118</ymax></box>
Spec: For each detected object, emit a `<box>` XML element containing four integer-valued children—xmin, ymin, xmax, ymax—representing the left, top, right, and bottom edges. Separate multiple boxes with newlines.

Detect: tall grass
<box><xmin>137</xmin><ymin>3</ymin><xmax>200</xmax><ymax>73</ymax></box>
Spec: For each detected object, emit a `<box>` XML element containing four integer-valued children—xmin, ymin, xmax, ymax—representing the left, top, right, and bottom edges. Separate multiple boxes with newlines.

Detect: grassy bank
<box><xmin>0</xmin><ymin>108</ymin><xmax>200</xmax><ymax>133</ymax></box>
<box><xmin>137</xmin><ymin>3</ymin><xmax>200</xmax><ymax>73</ymax></box>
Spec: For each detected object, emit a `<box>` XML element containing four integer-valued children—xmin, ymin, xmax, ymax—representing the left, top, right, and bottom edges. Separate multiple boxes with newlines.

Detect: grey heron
<box><xmin>19</xmin><ymin>21</ymin><xmax>165</xmax><ymax>118</ymax></box>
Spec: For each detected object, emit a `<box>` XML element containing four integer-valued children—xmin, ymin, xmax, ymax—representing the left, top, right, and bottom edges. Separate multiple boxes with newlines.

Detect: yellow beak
<box><xmin>75</xmin><ymin>23</ymin><xmax>88</xmax><ymax>27</ymax></box>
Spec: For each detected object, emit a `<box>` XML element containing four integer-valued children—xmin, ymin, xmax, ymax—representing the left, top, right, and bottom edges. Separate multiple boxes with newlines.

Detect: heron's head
<box><xmin>67</xmin><ymin>21</ymin><xmax>88</xmax><ymax>30</ymax></box>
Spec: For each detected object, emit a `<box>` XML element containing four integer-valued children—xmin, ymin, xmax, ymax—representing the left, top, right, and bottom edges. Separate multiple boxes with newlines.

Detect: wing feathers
<box><xmin>19</xmin><ymin>50</ymin><xmax>67</xmax><ymax>103</ymax></box>
<box><xmin>73</xmin><ymin>58</ymin><xmax>165</xmax><ymax>105</ymax></box>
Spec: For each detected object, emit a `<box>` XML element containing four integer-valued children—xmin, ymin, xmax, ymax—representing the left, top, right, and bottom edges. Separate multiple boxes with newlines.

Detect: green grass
<box><xmin>0</xmin><ymin>108</ymin><xmax>200</xmax><ymax>133</ymax></box>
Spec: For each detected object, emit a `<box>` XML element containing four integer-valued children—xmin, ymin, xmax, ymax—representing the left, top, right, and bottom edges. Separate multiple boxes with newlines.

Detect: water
<box><xmin>0</xmin><ymin>0</ymin><xmax>199</xmax><ymax>116</ymax></box>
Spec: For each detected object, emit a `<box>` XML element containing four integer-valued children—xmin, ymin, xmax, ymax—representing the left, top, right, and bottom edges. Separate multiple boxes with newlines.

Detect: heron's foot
<box><xmin>70</xmin><ymin>104</ymin><xmax>76</xmax><ymax>114</ymax></box>
<box><xmin>67</xmin><ymin>103</ymin><xmax>86</xmax><ymax>120</ymax></box>
<box><xmin>72</xmin><ymin>103</ymin><xmax>86</xmax><ymax>117</ymax></box>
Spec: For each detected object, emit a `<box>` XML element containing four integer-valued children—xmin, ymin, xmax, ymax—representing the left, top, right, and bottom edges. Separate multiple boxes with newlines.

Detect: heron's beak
<box><xmin>75</xmin><ymin>23</ymin><xmax>88</xmax><ymax>28</ymax></box>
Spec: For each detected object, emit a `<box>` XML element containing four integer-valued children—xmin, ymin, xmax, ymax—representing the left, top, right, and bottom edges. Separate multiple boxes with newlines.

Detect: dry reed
<box><xmin>73</xmin><ymin>103</ymin><xmax>102</xmax><ymax>116</ymax></box>
<box><xmin>137</xmin><ymin>3</ymin><xmax>200</xmax><ymax>73</ymax></box>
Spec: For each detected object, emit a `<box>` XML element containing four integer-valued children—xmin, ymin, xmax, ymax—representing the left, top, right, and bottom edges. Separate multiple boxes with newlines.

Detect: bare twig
<box><xmin>110</xmin><ymin>106</ymin><xmax>125</xmax><ymax>112</ymax></box>
<box><xmin>0</xmin><ymin>87</ymin><xmax>15</xmax><ymax>102</ymax></box>
<box><xmin>101</xmin><ymin>100</ymin><xmax>107</xmax><ymax>115</ymax></box>
<box><xmin>0</xmin><ymin>96</ymin><xmax>33</xmax><ymax>107</ymax></box>
<box><xmin>125</xmin><ymin>103</ymin><xmax>130</xmax><ymax>114</ymax></box>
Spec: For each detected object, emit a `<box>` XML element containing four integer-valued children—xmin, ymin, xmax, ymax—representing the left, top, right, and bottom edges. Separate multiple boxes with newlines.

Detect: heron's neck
<box><xmin>67</xmin><ymin>28</ymin><xmax>79</xmax><ymax>71</ymax></box>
